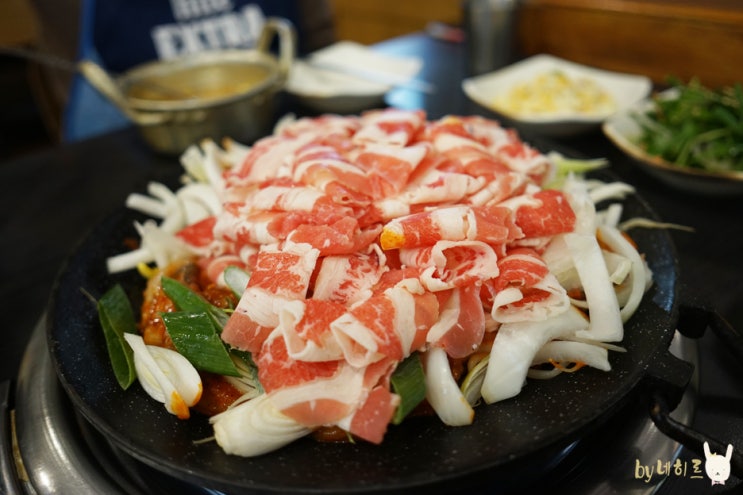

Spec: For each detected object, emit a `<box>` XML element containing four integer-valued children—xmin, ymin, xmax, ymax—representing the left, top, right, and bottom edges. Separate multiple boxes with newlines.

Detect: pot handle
<box><xmin>675</xmin><ymin>283</ymin><xmax>743</xmax><ymax>361</ymax></box>
<box><xmin>77</xmin><ymin>60</ymin><xmax>168</xmax><ymax>126</ymax></box>
<box><xmin>1</xmin><ymin>380</ymin><xmax>24</xmax><ymax>495</ymax></box>
<box><xmin>650</xmin><ymin>391</ymin><xmax>743</xmax><ymax>480</ymax></box>
<box><xmin>647</xmin><ymin>282</ymin><xmax>743</xmax><ymax>480</ymax></box>
<box><xmin>256</xmin><ymin>17</ymin><xmax>297</xmax><ymax>83</ymax></box>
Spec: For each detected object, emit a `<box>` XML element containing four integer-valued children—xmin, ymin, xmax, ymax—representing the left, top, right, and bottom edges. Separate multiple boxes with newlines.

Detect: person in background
<box><xmin>28</xmin><ymin>0</ymin><xmax>335</xmax><ymax>142</ymax></box>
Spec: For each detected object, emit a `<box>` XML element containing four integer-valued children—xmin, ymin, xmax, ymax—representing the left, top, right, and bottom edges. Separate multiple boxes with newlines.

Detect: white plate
<box><xmin>286</xmin><ymin>60</ymin><xmax>388</xmax><ymax>114</ymax></box>
<box><xmin>602</xmin><ymin>91</ymin><xmax>743</xmax><ymax>196</ymax></box>
<box><xmin>286</xmin><ymin>41</ymin><xmax>423</xmax><ymax>114</ymax></box>
<box><xmin>462</xmin><ymin>54</ymin><xmax>652</xmax><ymax>138</ymax></box>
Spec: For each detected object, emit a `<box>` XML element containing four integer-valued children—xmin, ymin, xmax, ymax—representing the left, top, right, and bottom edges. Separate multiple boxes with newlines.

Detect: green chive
<box><xmin>97</xmin><ymin>284</ymin><xmax>138</xmax><ymax>390</ymax></box>
<box><xmin>161</xmin><ymin>276</ymin><xmax>229</xmax><ymax>329</ymax></box>
<box><xmin>390</xmin><ymin>353</ymin><xmax>427</xmax><ymax>424</ymax></box>
<box><xmin>162</xmin><ymin>311</ymin><xmax>241</xmax><ymax>376</ymax></box>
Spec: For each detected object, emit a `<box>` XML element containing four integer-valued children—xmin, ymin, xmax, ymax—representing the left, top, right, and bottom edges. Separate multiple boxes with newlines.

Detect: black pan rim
<box><xmin>45</xmin><ymin>165</ymin><xmax>682</xmax><ymax>494</ymax></box>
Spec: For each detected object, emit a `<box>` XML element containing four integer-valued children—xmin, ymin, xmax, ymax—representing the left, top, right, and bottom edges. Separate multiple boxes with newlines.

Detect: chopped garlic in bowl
<box><xmin>492</xmin><ymin>69</ymin><xmax>617</xmax><ymax>118</ymax></box>
<box><xmin>462</xmin><ymin>54</ymin><xmax>652</xmax><ymax>138</ymax></box>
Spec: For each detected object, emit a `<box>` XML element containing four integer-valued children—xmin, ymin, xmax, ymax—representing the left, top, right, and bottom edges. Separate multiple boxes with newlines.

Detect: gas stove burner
<box><xmin>3</xmin><ymin>315</ymin><xmax>698</xmax><ymax>495</ymax></box>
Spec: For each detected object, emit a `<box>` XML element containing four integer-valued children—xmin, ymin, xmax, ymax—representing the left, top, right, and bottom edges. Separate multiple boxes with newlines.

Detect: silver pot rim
<box><xmin>119</xmin><ymin>49</ymin><xmax>283</xmax><ymax>112</ymax></box>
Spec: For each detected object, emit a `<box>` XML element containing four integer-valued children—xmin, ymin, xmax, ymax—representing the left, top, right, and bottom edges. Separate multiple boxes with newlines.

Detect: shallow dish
<box><xmin>602</xmin><ymin>94</ymin><xmax>743</xmax><ymax>196</ymax></box>
<box><xmin>286</xmin><ymin>41</ymin><xmax>422</xmax><ymax>114</ymax></box>
<box><xmin>285</xmin><ymin>60</ymin><xmax>388</xmax><ymax>114</ymax></box>
<box><xmin>462</xmin><ymin>54</ymin><xmax>651</xmax><ymax>138</ymax></box>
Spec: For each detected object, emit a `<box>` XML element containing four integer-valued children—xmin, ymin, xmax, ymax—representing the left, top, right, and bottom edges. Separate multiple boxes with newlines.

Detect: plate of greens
<box><xmin>602</xmin><ymin>79</ymin><xmax>743</xmax><ymax>196</ymax></box>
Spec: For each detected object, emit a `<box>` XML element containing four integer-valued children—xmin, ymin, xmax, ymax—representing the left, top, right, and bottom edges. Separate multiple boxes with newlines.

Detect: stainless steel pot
<box><xmin>79</xmin><ymin>17</ymin><xmax>296</xmax><ymax>155</ymax></box>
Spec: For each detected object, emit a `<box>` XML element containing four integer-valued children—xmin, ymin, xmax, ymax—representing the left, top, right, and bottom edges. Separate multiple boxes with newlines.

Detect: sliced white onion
<box><xmin>602</xmin><ymin>250</ymin><xmax>632</xmax><ymax>286</ymax></box>
<box><xmin>180</xmin><ymin>144</ymin><xmax>211</xmax><ymax>184</ymax></box>
<box><xmin>106</xmin><ymin>247</ymin><xmax>153</xmax><ymax>274</ymax></box>
<box><xmin>210</xmin><ymin>394</ymin><xmax>312</xmax><ymax>457</ymax></box>
<box><xmin>542</xmin><ymin>235</ymin><xmax>579</xmax><ymax>290</ymax></box>
<box><xmin>481</xmin><ymin>306</ymin><xmax>588</xmax><ymax>404</ymax></box>
<box><xmin>531</xmin><ymin>340</ymin><xmax>611</xmax><ymax>372</ymax></box>
<box><xmin>561</xmin><ymin>174</ymin><xmax>597</xmax><ymax>235</ymax></box>
<box><xmin>563</xmin><ymin>232</ymin><xmax>624</xmax><ymax>342</ymax></box>
<box><xmin>272</xmin><ymin>113</ymin><xmax>298</xmax><ymax>135</ymax></box>
<box><xmin>146</xmin><ymin>181</ymin><xmax>176</xmax><ymax>202</ymax></box>
<box><xmin>526</xmin><ymin>367</ymin><xmax>562</xmax><ymax>380</ymax></box>
<box><xmin>125</xmin><ymin>193</ymin><xmax>169</xmax><ymax>218</ymax></box>
<box><xmin>589</xmin><ymin>182</ymin><xmax>635</xmax><ymax>204</ymax></box>
<box><xmin>618</xmin><ymin>217</ymin><xmax>694</xmax><ymax>233</ymax></box>
<box><xmin>123</xmin><ymin>333</ymin><xmax>202</xmax><ymax>419</ymax></box>
<box><xmin>459</xmin><ymin>354</ymin><xmax>489</xmax><ymax>406</ymax></box>
<box><xmin>181</xmin><ymin>201</ymin><xmax>209</xmax><ymax>227</ymax></box>
<box><xmin>190</xmin><ymin>139</ymin><xmax>229</xmax><ymax>191</ymax></box>
<box><xmin>568</xmin><ymin>297</ymin><xmax>589</xmax><ymax>310</ymax></box>
<box><xmin>221</xmin><ymin>137</ymin><xmax>252</xmax><ymax>165</ymax></box>
<box><xmin>136</xmin><ymin>220</ymin><xmax>194</xmax><ymax>270</ymax></box>
<box><xmin>597</xmin><ymin>202</ymin><xmax>624</xmax><ymax>228</ymax></box>
<box><xmin>141</xmin><ymin>183</ymin><xmax>179</xmax><ymax>232</ymax></box>
<box><xmin>223</xmin><ymin>355</ymin><xmax>263</xmax><ymax>398</ymax></box>
<box><xmin>106</xmin><ymin>220</ymin><xmax>193</xmax><ymax>274</ymax></box>
<box><xmin>421</xmin><ymin>347</ymin><xmax>474</xmax><ymax>426</ymax></box>
<box><xmin>598</xmin><ymin>225</ymin><xmax>651</xmax><ymax>322</ymax></box>
<box><xmin>125</xmin><ymin>179</ymin><xmax>224</xmax><ymax>236</ymax></box>
<box><xmin>177</xmin><ymin>182</ymin><xmax>223</xmax><ymax>221</ymax></box>
<box><xmin>223</xmin><ymin>265</ymin><xmax>251</xmax><ymax>296</ymax></box>
<box><xmin>545</xmin><ymin>239</ymin><xmax>631</xmax><ymax>293</ymax></box>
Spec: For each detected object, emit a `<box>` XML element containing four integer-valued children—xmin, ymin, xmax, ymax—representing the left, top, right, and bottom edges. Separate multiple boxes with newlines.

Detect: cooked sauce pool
<box><xmin>125</xmin><ymin>63</ymin><xmax>271</xmax><ymax>102</ymax></box>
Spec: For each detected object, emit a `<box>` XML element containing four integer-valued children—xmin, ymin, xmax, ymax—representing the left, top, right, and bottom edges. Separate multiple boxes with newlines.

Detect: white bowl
<box><xmin>462</xmin><ymin>54</ymin><xmax>652</xmax><ymax>138</ymax></box>
<box><xmin>286</xmin><ymin>60</ymin><xmax>388</xmax><ymax>114</ymax></box>
<box><xmin>602</xmin><ymin>92</ymin><xmax>743</xmax><ymax>196</ymax></box>
<box><xmin>285</xmin><ymin>41</ymin><xmax>423</xmax><ymax>115</ymax></box>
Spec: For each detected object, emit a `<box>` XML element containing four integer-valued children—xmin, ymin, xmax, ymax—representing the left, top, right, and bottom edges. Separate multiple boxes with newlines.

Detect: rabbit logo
<box><xmin>703</xmin><ymin>442</ymin><xmax>733</xmax><ymax>485</ymax></box>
